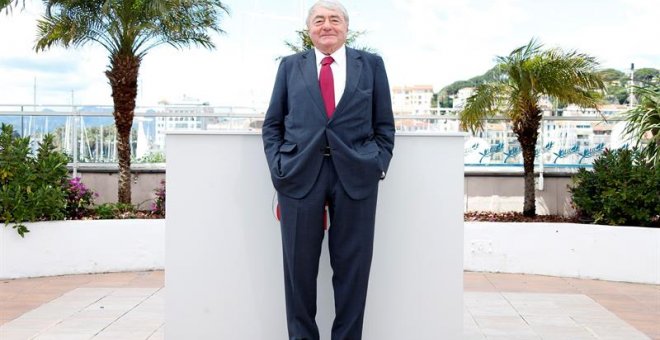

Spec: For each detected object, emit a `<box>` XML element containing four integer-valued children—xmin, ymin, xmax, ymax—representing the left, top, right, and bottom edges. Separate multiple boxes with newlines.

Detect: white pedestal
<box><xmin>166</xmin><ymin>132</ymin><xmax>464</xmax><ymax>339</ymax></box>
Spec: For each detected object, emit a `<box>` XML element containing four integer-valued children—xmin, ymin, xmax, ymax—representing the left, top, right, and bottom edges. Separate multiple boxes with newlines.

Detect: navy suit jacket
<box><xmin>262</xmin><ymin>47</ymin><xmax>395</xmax><ymax>200</ymax></box>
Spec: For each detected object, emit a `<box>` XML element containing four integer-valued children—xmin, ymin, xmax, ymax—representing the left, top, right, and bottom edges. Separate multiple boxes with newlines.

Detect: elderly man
<box><xmin>262</xmin><ymin>1</ymin><xmax>395</xmax><ymax>339</ymax></box>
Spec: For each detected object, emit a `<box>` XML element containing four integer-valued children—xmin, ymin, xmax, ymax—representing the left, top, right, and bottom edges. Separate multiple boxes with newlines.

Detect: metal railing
<box><xmin>0</xmin><ymin>104</ymin><xmax>635</xmax><ymax>177</ymax></box>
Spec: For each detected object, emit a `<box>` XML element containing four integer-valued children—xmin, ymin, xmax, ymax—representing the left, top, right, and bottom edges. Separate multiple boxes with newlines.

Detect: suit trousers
<box><xmin>278</xmin><ymin>156</ymin><xmax>378</xmax><ymax>340</ymax></box>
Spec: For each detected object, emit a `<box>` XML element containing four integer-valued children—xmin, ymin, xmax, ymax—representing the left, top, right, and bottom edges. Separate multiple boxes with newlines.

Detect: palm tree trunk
<box><xmin>106</xmin><ymin>54</ymin><xmax>140</xmax><ymax>204</ymax></box>
<box><xmin>513</xmin><ymin>108</ymin><xmax>542</xmax><ymax>217</ymax></box>
<box><xmin>519</xmin><ymin>137</ymin><xmax>536</xmax><ymax>216</ymax></box>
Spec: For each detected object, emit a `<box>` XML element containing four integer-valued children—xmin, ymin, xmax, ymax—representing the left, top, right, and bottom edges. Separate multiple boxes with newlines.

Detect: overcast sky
<box><xmin>0</xmin><ymin>0</ymin><xmax>658</xmax><ymax>107</ymax></box>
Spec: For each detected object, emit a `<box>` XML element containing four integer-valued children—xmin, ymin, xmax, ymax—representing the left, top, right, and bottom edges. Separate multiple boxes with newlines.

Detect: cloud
<box><xmin>0</xmin><ymin>56</ymin><xmax>78</xmax><ymax>74</ymax></box>
<box><xmin>382</xmin><ymin>0</ymin><xmax>527</xmax><ymax>89</ymax></box>
<box><xmin>0</xmin><ymin>0</ymin><xmax>657</xmax><ymax>107</ymax></box>
<box><xmin>382</xmin><ymin>0</ymin><xmax>659</xmax><ymax>90</ymax></box>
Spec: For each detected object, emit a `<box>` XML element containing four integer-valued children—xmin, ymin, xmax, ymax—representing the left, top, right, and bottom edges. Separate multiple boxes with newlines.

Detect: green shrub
<box><xmin>94</xmin><ymin>202</ymin><xmax>136</xmax><ymax>219</ymax></box>
<box><xmin>137</xmin><ymin>151</ymin><xmax>166</xmax><ymax>163</ymax></box>
<box><xmin>570</xmin><ymin>148</ymin><xmax>660</xmax><ymax>227</ymax></box>
<box><xmin>0</xmin><ymin>124</ymin><xmax>69</xmax><ymax>237</ymax></box>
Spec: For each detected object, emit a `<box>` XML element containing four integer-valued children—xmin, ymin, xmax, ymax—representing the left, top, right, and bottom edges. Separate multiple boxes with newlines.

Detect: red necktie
<box><xmin>319</xmin><ymin>56</ymin><xmax>335</xmax><ymax>118</ymax></box>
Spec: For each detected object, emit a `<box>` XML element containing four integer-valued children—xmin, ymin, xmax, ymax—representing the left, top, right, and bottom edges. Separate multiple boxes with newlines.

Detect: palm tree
<box><xmin>460</xmin><ymin>39</ymin><xmax>604</xmax><ymax>217</ymax></box>
<box><xmin>622</xmin><ymin>84</ymin><xmax>660</xmax><ymax>165</ymax></box>
<box><xmin>34</xmin><ymin>0</ymin><xmax>229</xmax><ymax>203</ymax></box>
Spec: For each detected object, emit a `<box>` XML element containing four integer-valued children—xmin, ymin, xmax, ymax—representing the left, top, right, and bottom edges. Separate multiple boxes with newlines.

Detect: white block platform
<box><xmin>165</xmin><ymin>132</ymin><xmax>465</xmax><ymax>340</ymax></box>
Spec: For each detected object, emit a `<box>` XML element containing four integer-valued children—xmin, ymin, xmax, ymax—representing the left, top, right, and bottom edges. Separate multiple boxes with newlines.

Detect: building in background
<box><xmin>451</xmin><ymin>87</ymin><xmax>475</xmax><ymax>109</ymax></box>
<box><xmin>154</xmin><ymin>96</ymin><xmax>211</xmax><ymax>152</ymax></box>
<box><xmin>391</xmin><ymin>85</ymin><xmax>434</xmax><ymax>115</ymax></box>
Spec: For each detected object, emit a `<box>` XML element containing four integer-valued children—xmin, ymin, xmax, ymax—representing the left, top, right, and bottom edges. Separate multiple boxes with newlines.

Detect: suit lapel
<box><xmin>299</xmin><ymin>50</ymin><xmax>327</xmax><ymax>119</ymax></box>
<box><xmin>334</xmin><ymin>48</ymin><xmax>362</xmax><ymax>118</ymax></box>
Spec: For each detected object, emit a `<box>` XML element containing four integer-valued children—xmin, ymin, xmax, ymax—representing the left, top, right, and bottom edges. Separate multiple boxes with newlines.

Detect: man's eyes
<box><xmin>314</xmin><ymin>17</ymin><xmax>342</xmax><ymax>25</ymax></box>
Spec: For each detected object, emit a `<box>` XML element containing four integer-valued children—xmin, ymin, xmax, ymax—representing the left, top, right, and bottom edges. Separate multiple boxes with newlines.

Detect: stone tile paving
<box><xmin>463</xmin><ymin>292</ymin><xmax>650</xmax><ymax>339</ymax></box>
<box><xmin>465</xmin><ymin>272</ymin><xmax>660</xmax><ymax>339</ymax></box>
<box><xmin>0</xmin><ymin>288</ymin><xmax>163</xmax><ymax>340</ymax></box>
<box><xmin>1</xmin><ymin>271</ymin><xmax>658</xmax><ymax>339</ymax></box>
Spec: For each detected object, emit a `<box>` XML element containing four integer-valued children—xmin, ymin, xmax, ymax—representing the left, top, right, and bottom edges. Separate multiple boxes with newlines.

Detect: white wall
<box><xmin>0</xmin><ymin>219</ymin><xmax>164</xmax><ymax>279</ymax></box>
<box><xmin>464</xmin><ymin>176</ymin><xmax>575</xmax><ymax>216</ymax></box>
<box><xmin>465</xmin><ymin>222</ymin><xmax>660</xmax><ymax>284</ymax></box>
<box><xmin>3</xmin><ymin>219</ymin><xmax>656</xmax><ymax>285</ymax></box>
<box><xmin>77</xmin><ymin>171</ymin><xmax>164</xmax><ymax>206</ymax></box>
<box><xmin>165</xmin><ymin>132</ymin><xmax>466</xmax><ymax>340</ymax></box>
<box><xmin>78</xmin><ymin>170</ymin><xmax>580</xmax><ymax>216</ymax></box>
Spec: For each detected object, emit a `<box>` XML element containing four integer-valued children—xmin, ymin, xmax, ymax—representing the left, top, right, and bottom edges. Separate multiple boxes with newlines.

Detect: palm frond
<box><xmin>622</xmin><ymin>85</ymin><xmax>660</xmax><ymax>165</ymax></box>
<box><xmin>459</xmin><ymin>83</ymin><xmax>510</xmax><ymax>133</ymax></box>
<box><xmin>142</xmin><ymin>0</ymin><xmax>229</xmax><ymax>55</ymax></box>
<box><xmin>36</xmin><ymin>0</ymin><xmax>118</xmax><ymax>52</ymax></box>
<box><xmin>478</xmin><ymin>39</ymin><xmax>604</xmax><ymax>122</ymax></box>
<box><xmin>36</xmin><ymin>0</ymin><xmax>230</xmax><ymax>57</ymax></box>
<box><xmin>508</xmin><ymin>89</ymin><xmax>534</xmax><ymax>121</ymax></box>
<box><xmin>496</xmin><ymin>39</ymin><xmax>544</xmax><ymax>98</ymax></box>
<box><xmin>529</xmin><ymin>48</ymin><xmax>604</xmax><ymax>108</ymax></box>
<box><xmin>1</xmin><ymin>0</ymin><xmax>23</xmax><ymax>13</ymax></box>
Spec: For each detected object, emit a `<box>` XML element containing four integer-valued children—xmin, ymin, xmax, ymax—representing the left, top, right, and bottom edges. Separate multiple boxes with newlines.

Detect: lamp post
<box><xmin>627</xmin><ymin>63</ymin><xmax>636</xmax><ymax>108</ymax></box>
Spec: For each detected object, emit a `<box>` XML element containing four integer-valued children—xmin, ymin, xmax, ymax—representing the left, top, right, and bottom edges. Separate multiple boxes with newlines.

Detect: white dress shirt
<box><xmin>314</xmin><ymin>45</ymin><xmax>346</xmax><ymax>109</ymax></box>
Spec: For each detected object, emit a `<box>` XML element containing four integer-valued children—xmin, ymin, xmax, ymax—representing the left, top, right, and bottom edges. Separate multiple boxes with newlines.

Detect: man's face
<box><xmin>308</xmin><ymin>6</ymin><xmax>348</xmax><ymax>55</ymax></box>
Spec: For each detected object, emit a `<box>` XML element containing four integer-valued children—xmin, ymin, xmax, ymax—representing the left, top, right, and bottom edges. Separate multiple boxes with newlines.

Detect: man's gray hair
<box><xmin>306</xmin><ymin>0</ymin><xmax>349</xmax><ymax>27</ymax></box>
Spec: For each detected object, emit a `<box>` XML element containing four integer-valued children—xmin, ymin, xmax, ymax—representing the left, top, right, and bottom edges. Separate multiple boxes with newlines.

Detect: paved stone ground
<box><xmin>1</xmin><ymin>271</ymin><xmax>658</xmax><ymax>339</ymax></box>
<box><xmin>464</xmin><ymin>292</ymin><xmax>650</xmax><ymax>339</ymax></box>
<box><xmin>0</xmin><ymin>288</ymin><xmax>163</xmax><ymax>340</ymax></box>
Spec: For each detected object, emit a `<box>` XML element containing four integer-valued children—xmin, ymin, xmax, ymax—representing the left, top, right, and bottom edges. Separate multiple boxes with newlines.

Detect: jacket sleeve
<box><xmin>262</xmin><ymin>59</ymin><xmax>288</xmax><ymax>176</ymax></box>
<box><xmin>372</xmin><ymin>56</ymin><xmax>396</xmax><ymax>176</ymax></box>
